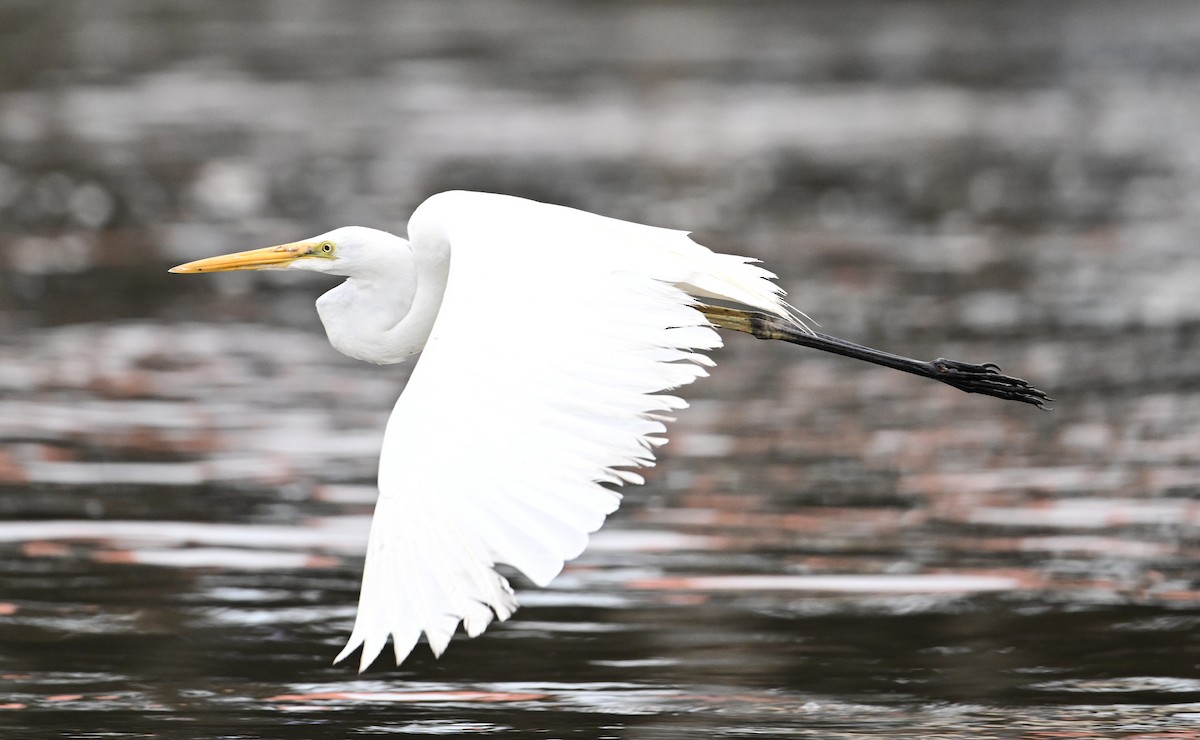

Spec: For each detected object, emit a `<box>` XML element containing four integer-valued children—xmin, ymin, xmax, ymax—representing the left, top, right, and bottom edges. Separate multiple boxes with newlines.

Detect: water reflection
<box><xmin>0</xmin><ymin>310</ymin><xmax>1196</xmax><ymax>733</ymax></box>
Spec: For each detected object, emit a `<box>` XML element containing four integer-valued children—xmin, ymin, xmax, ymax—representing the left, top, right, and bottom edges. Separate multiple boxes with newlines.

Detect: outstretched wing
<box><xmin>336</xmin><ymin>192</ymin><xmax>794</xmax><ymax>670</ymax></box>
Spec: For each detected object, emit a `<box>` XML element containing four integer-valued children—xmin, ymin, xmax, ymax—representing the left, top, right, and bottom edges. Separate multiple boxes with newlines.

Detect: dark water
<box><xmin>3</xmin><ymin>1</ymin><xmax>1200</xmax><ymax>737</ymax></box>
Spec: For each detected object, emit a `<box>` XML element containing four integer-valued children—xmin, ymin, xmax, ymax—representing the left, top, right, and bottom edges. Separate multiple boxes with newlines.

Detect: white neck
<box><xmin>315</xmin><ymin>232</ymin><xmax>450</xmax><ymax>365</ymax></box>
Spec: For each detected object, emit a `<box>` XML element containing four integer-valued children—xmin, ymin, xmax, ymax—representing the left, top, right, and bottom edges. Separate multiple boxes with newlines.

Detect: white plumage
<box><xmin>170</xmin><ymin>191</ymin><xmax>803</xmax><ymax>670</ymax></box>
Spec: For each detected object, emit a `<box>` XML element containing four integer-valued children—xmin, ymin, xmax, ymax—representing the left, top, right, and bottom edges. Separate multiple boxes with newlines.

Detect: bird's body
<box><xmin>171</xmin><ymin>190</ymin><xmax>1048</xmax><ymax>671</ymax></box>
<box><xmin>173</xmin><ymin>191</ymin><xmax>801</xmax><ymax>670</ymax></box>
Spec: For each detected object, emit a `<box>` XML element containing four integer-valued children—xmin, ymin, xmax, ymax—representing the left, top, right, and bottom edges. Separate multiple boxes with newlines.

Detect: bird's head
<box><xmin>169</xmin><ymin>226</ymin><xmax>409</xmax><ymax>279</ymax></box>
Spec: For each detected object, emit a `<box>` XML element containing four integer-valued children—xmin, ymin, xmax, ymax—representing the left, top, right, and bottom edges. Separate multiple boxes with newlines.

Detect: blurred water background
<box><xmin>2</xmin><ymin>1</ymin><xmax>1200</xmax><ymax>737</ymax></box>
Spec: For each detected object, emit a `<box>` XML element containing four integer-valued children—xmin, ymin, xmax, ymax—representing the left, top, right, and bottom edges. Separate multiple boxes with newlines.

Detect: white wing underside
<box><xmin>335</xmin><ymin>192</ymin><xmax>796</xmax><ymax>670</ymax></box>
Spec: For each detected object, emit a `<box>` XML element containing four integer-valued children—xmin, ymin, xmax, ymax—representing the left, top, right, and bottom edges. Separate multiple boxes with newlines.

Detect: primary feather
<box><xmin>317</xmin><ymin>192</ymin><xmax>799</xmax><ymax>670</ymax></box>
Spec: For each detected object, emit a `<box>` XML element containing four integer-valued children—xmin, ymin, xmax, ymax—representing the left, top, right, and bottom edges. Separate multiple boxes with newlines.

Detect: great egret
<box><xmin>170</xmin><ymin>190</ymin><xmax>1048</xmax><ymax>670</ymax></box>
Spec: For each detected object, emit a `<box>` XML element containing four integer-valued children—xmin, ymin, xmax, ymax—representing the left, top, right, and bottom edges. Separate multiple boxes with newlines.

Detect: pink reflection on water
<box><xmin>92</xmin><ymin>547</ymin><xmax>341</xmax><ymax>570</ymax></box>
<box><xmin>266</xmin><ymin>690</ymin><xmax>545</xmax><ymax>704</ymax></box>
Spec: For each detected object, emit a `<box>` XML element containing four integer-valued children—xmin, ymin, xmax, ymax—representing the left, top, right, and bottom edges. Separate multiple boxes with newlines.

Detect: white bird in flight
<box><xmin>170</xmin><ymin>190</ymin><xmax>1047</xmax><ymax>670</ymax></box>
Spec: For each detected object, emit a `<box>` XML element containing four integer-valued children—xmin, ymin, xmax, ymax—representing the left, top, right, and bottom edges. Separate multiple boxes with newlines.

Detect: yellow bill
<box><xmin>169</xmin><ymin>240</ymin><xmax>321</xmax><ymax>273</ymax></box>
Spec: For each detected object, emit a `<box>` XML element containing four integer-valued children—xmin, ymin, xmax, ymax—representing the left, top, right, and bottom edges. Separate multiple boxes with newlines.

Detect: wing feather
<box><xmin>336</xmin><ymin>192</ymin><xmax>796</xmax><ymax>669</ymax></box>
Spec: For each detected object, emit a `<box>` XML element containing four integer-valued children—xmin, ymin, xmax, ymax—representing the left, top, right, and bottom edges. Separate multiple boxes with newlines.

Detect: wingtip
<box><xmin>333</xmin><ymin>640</ymin><xmax>360</xmax><ymax>669</ymax></box>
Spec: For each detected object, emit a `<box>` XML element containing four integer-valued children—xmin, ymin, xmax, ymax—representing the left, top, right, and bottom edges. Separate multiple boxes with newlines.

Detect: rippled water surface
<box><xmin>2</xmin><ymin>2</ymin><xmax>1200</xmax><ymax>737</ymax></box>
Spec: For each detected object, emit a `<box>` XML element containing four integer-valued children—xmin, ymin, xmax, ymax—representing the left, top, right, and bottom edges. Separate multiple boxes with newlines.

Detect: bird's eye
<box><xmin>321</xmin><ymin>242</ymin><xmax>334</xmax><ymax>254</ymax></box>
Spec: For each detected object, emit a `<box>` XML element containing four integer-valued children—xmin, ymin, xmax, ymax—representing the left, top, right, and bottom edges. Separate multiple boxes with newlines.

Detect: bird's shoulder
<box><xmin>409</xmin><ymin>191</ymin><xmax>685</xmax><ymax>250</ymax></box>
<box><xmin>409</xmin><ymin>190</ymin><xmax>511</xmax><ymax>230</ymax></box>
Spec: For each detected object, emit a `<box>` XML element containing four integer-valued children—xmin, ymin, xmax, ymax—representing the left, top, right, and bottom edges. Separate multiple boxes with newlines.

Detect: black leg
<box><xmin>699</xmin><ymin>305</ymin><xmax>1052</xmax><ymax>409</ymax></box>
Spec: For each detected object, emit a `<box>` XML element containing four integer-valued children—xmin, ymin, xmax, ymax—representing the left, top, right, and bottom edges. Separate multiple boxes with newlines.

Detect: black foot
<box><xmin>929</xmin><ymin>358</ymin><xmax>1053</xmax><ymax>409</ymax></box>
